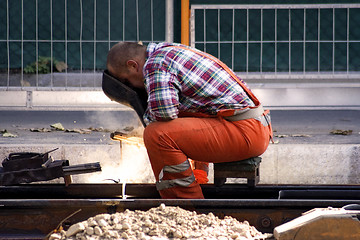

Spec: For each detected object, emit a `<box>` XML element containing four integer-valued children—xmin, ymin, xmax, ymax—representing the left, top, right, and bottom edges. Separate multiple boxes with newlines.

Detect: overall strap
<box><xmin>173</xmin><ymin>45</ymin><xmax>260</xmax><ymax>107</ymax></box>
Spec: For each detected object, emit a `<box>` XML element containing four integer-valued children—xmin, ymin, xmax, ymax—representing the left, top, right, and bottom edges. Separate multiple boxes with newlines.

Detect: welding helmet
<box><xmin>102</xmin><ymin>70</ymin><xmax>147</xmax><ymax>127</ymax></box>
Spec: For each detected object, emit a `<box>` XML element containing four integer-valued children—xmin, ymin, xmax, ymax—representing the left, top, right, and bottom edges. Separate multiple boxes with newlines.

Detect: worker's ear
<box><xmin>126</xmin><ymin>60</ymin><xmax>140</xmax><ymax>72</ymax></box>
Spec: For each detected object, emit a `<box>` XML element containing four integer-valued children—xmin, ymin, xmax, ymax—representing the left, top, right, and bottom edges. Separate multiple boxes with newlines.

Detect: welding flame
<box><xmin>81</xmin><ymin>142</ymin><xmax>154</xmax><ymax>184</ymax></box>
<box><xmin>72</xmin><ymin>111</ymin><xmax>154</xmax><ymax>184</ymax></box>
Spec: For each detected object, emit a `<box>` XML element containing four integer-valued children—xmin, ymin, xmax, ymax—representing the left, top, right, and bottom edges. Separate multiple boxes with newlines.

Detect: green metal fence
<box><xmin>0</xmin><ymin>0</ymin><xmax>170</xmax><ymax>89</ymax></box>
<box><xmin>191</xmin><ymin>4</ymin><xmax>360</xmax><ymax>79</ymax></box>
<box><xmin>1</xmin><ymin>1</ymin><xmax>360</xmax><ymax>90</ymax></box>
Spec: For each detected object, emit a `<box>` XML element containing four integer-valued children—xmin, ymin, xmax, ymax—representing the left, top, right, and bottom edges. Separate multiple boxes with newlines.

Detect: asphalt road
<box><xmin>0</xmin><ymin>110</ymin><xmax>141</xmax><ymax>145</ymax></box>
<box><xmin>0</xmin><ymin>109</ymin><xmax>359</xmax><ymax>145</ymax></box>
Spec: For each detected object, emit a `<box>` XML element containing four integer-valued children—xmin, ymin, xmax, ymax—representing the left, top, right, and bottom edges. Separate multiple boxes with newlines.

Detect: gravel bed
<box><xmin>49</xmin><ymin>204</ymin><xmax>269</xmax><ymax>240</ymax></box>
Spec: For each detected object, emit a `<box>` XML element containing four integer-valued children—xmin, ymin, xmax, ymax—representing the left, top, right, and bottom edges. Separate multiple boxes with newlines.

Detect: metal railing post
<box><xmin>166</xmin><ymin>0</ymin><xmax>174</xmax><ymax>43</ymax></box>
<box><xmin>181</xmin><ymin>0</ymin><xmax>190</xmax><ymax>45</ymax></box>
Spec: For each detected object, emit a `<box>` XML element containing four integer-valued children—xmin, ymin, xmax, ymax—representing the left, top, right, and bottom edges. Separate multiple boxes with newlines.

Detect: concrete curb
<box><xmin>1</xmin><ymin>82</ymin><xmax>360</xmax><ymax>110</ymax></box>
<box><xmin>261</xmin><ymin>144</ymin><xmax>360</xmax><ymax>185</ymax></box>
<box><xmin>1</xmin><ymin>143</ymin><xmax>359</xmax><ymax>185</ymax></box>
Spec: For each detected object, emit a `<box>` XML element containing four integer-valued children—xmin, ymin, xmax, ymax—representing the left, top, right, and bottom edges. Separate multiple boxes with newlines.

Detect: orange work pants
<box><xmin>143</xmin><ymin>116</ymin><xmax>272</xmax><ymax>199</ymax></box>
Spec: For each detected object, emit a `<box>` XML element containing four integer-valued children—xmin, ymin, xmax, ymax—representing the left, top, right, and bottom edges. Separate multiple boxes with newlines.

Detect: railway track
<box><xmin>1</xmin><ymin>183</ymin><xmax>360</xmax><ymax>239</ymax></box>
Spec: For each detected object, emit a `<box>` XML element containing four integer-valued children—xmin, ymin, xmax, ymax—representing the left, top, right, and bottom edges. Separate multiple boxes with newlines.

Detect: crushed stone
<box><xmin>49</xmin><ymin>204</ymin><xmax>269</xmax><ymax>240</ymax></box>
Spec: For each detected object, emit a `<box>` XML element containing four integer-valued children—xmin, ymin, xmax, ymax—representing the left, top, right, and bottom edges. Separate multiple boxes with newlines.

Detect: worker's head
<box><xmin>107</xmin><ymin>42</ymin><xmax>147</xmax><ymax>89</ymax></box>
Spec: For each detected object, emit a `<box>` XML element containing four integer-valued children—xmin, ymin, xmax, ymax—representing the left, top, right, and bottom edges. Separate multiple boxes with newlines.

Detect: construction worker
<box><xmin>106</xmin><ymin>42</ymin><xmax>273</xmax><ymax>199</ymax></box>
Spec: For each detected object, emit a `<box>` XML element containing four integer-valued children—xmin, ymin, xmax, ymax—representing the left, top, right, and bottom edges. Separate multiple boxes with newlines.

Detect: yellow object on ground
<box><xmin>274</xmin><ymin>206</ymin><xmax>360</xmax><ymax>240</ymax></box>
<box><xmin>110</xmin><ymin>132</ymin><xmax>144</xmax><ymax>145</ymax></box>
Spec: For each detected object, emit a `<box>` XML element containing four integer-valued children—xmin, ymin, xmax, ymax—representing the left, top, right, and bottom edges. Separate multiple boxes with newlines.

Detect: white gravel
<box><xmin>49</xmin><ymin>204</ymin><xmax>269</xmax><ymax>240</ymax></box>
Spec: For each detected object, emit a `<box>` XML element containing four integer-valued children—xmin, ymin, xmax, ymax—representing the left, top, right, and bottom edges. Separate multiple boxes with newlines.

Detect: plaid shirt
<box><xmin>143</xmin><ymin>42</ymin><xmax>255</xmax><ymax>124</ymax></box>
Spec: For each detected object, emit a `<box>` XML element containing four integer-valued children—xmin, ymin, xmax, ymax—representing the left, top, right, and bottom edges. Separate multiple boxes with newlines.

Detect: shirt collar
<box><xmin>146</xmin><ymin>43</ymin><xmax>159</xmax><ymax>60</ymax></box>
<box><xmin>146</xmin><ymin>42</ymin><xmax>179</xmax><ymax>60</ymax></box>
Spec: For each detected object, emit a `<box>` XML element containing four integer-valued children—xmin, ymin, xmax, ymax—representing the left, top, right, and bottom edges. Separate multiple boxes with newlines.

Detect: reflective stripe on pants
<box><xmin>156</xmin><ymin>160</ymin><xmax>196</xmax><ymax>191</ymax></box>
<box><xmin>156</xmin><ymin>174</ymin><xmax>196</xmax><ymax>191</ymax></box>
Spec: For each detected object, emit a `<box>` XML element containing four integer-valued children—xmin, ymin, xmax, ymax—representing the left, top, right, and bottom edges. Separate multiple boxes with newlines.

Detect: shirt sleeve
<box><xmin>143</xmin><ymin>69</ymin><xmax>181</xmax><ymax>125</ymax></box>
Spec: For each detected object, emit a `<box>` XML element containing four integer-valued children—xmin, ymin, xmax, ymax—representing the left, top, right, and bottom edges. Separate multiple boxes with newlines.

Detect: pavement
<box><xmin>1</xmin><ymin>109</ymin><xmax>359</xmax><ymax>144</ymax></box>
<box><xmin>0</xmin><ymin>109</ymin><xmax>141</xmax><ymax>145</ymax></box>
<box><xmin>269</xmin><ymin>109</ymin><xmax>360</xmax><ymax>144</ymax></box>
<box><xmin>0</xmin><ymin>109</ymin><xmax>360</xmax><ymax>185</ymax></box>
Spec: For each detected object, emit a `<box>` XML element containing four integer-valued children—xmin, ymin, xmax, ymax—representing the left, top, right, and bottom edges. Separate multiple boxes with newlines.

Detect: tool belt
<box><xmin>224</xmin><ymin>105</ymin><xmax>265</xmax><ymax>122</ymax></box>
<box><xmin>224</xmin><ymin>105</ymin><xmax>272</xmax><ymax>131</ymax></box>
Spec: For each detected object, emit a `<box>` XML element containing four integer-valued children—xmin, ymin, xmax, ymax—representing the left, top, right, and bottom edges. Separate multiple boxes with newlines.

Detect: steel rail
<box><xmin>2</xmin><ymin>183</ymin><xmax>360</xmax><ymax>199</ymax></box>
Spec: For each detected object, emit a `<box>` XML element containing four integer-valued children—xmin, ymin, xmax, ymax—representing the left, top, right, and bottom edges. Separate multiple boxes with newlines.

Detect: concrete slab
<box><xmin>261</xmin><ymin>144</ymin><xmax>360</xmax><ymax>185</ymax></box>
<box><xmin>1</xmin><ymin>81</ymin><xmax>360</xmax><ymax>110</ymax></box>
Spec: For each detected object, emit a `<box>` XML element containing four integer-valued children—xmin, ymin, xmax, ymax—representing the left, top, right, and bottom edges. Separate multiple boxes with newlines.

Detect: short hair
<box><xmin>106</xmin><ymin>42</ymin><xmax>146</xmax><ymax>73</ymax></box>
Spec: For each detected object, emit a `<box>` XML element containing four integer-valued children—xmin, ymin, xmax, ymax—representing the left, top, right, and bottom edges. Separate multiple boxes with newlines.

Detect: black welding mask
<box><xmin>102</xmin><ymin>70</ymin><xmax>148</xmax><ymax>127</ymax></box>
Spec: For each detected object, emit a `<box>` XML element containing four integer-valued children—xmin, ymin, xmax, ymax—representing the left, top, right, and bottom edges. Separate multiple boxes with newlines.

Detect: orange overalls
<box><xmin>143</xmin><ymin>47</ymin><xmax>273</xmax><ymax>199</ymax></box>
